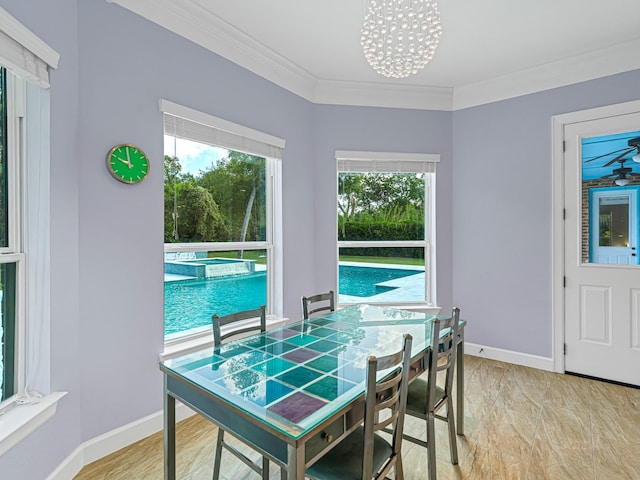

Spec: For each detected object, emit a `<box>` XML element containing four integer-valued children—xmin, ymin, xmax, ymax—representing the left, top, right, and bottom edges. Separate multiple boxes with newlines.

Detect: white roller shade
<box><xmin>161</xmin><ymin>99</ymin><xmax>285</xmax><ymax>159</ymax></box>
<box><xmin>336</xmin><ymin>150</ymin><xmax>438</xmax><ymax>173</ymax></box>
<box><xmin>0</xmin><ymin>8</ymin><xmax>59</xmax><ymax>88</ymax></box>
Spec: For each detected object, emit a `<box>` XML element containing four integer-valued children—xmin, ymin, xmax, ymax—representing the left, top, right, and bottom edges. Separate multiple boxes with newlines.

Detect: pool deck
<box><xmin>164</xmin><ymin>263</ymin><xmax>267</xmax><ymax>282</ymax></box>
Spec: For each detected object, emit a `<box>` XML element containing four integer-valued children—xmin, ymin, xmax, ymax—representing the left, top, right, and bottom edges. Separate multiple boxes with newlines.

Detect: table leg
<box><xmin>287</xmin><ymin>443</ymin><xmax>305</xmax><ymax>480</ymax></box>
<box><xmin>456</xmin><ymin>333</ymin><xmax>464</xmax><ymax>435</ymax></box>
<box><xmin>164</xmin><ymin>376</ymin><xmax>176</xmax><ymax>480</ymax></box>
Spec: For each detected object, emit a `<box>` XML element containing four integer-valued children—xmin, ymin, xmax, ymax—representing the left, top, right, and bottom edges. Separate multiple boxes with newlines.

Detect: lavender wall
<box><xmin>74</xmin><ymin>0</ymin><xmax>318</xmax><ymax>440</ymax></box>
<box><xmin>452</xmin><ymin>70</ymin><xmax>640</xmax><ymax>357</ymax></box>
<box><xmin>0</xmin><ymin>0</ymin><xmax>639</xmax><ymax>477</ymax></box>
<box><xmin>71</xmin><ymin>0</ymin><xmax>453</xmax><ymax>450</ymax></box>
<box><xmin>0</xmin><ymin>0</ymin><xmax>82</xmax><ymax>479</ymax></box>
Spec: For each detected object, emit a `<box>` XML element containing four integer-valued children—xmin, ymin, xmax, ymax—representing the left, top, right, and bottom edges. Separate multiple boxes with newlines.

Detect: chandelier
<box><xmin>360</xmin><ymin>0</ymin><xmax>442</xmax><ymax>79</ymax></box>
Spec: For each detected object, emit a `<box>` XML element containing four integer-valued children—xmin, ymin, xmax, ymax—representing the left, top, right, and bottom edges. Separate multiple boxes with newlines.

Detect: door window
<box><xmin>581</xmin><ymin>131</ymin><xmax>640</xmax><ymax>265</ymax></box>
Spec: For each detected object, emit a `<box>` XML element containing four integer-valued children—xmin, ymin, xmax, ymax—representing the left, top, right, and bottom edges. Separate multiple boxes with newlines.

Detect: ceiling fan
<box><xmin>585</xmin><ymin>136</ymin><xmax>640</xmax><ymax>165</ymax></box>
<box><xmin>599</xmin><ymin>157</ymin><xmax>640</xmax><ymax>186</ymax></box>
<box><xmin>585</xmin><ymin>136</ymin><xmax>640</xmax><ymax>186</ymax></box>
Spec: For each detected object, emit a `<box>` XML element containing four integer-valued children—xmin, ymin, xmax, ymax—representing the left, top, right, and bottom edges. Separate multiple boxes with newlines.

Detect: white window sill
<box><xmin>160</xmin><ymin>316</ymin><xmax>289</xmax><ymax>361</ymax></box>
<box><xmin>0</xmin><ymin>391</ymin><xmax>67</xmax><ymax>456</ymax></box>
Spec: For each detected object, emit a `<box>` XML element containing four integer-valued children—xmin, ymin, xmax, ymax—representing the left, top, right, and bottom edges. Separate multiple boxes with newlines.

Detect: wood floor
<box><xmin>74</xmin><ymin>356</ymin><xmax>640</xmax><ymax>479</ymax></box>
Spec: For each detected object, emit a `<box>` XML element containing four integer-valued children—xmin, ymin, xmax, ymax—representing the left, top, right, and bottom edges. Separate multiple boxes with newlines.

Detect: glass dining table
<box><xmin>160</xmin><ymin>304</ymin><xmax>466</xmax><ymax>480</ymax></box>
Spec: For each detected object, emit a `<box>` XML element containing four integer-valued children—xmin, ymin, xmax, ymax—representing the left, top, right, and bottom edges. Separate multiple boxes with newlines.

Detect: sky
<box><xmin>164</xmin><ymin>135</ymin><xmax>227</xmax><ymax>177</ymax></box>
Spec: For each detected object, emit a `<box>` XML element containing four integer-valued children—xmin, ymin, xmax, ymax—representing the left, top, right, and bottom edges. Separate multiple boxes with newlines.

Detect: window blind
<box><xmin>161</xmin><ymin>99</ymin><xmax>285</xmax><ymax>160</ymax></box>
<box><xmin>335</xmin><ymin>150</ymin><xmax>439</xmax><ymax>173</ymax></box>
<box><xmin>0</xmin><ymin>7</ymin><xmax>59</xmax><ymax>87</ymax></box>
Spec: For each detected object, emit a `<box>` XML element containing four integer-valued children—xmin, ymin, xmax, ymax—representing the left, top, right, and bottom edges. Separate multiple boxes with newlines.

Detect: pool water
<box><xmin>338</xmin><ymin>265</ymin><xmax>418</xmax><ymax>297</ymax></box>
<box><xmin>164</xmin><ymin>271</ymin><xmax>266</xmax><ymax>336</ymax></box>
<box><xmin>164</xmin><ymin>265</ymin><xmax>421</xmax><ymax>336</ymax></box>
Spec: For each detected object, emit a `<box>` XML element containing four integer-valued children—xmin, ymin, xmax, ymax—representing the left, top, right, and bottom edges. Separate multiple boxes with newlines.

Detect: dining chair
<box><xmin>211</xmin><ymin>305</ymin><xmax>282</xmax><ymax>480</ymax></box>
<box><xmin>402</xmin><ymin>307</ymin><xmax>461</xmax><ymax>480</ymax></box>
<box><xmin>305</xmin><ymin>333</ymin><xmax>413</xmax><ymax>480</ymax></box>
<box><xmin>301</xmin><ymin>290</ymin><xmax>335</xmax><ymax>319</ymax></box>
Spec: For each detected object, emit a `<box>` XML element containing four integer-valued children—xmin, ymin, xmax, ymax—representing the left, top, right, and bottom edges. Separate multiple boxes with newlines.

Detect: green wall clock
<box><xmin>106</xmin><ymin>144</ymin><xmax>150</xmax><ymax>184</ymax></box>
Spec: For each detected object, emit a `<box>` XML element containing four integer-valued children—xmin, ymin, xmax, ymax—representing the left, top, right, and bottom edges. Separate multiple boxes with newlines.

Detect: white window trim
<box><xmin>160</xmin><ymin>101</ymin><xmax>284</xmax><ymax>357</ymax></box>
<box><xmin>0</xmin><ymin>9</ymin><xmax>62</xmax><ymax>456</ymax></box>
<box><xmin>335</xmin><ymin>150</ymin><xmax>439</xmax><ymax>309</ymax></box>
<box><xmin>0</xmin><ymin>6</ymin><xmax>59</xmax><ymax>87</ymax></box>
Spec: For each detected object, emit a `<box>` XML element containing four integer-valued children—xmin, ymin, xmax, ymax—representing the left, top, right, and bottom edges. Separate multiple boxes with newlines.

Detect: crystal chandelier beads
<box><xmin>361</xmin><ymin>0</ymin><xmax>442</xmax><ymax>79</ymax></box>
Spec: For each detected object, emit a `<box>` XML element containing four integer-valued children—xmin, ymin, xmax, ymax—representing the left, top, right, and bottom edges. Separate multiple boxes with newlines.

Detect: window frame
<box><xmin>335</xmin><ymin>150</ymin><xmax>438</xmax><ymax>308</ymax></box>
<box><xmin>0</xmin><ymin>6</ymin><xmax>60</xmax><ymax>457</ymax></box>
<box><xmin>161</xmin><ymin>101</ymin><xmax>284</xmax><ymax>352</ymax></box>
<box><xmin>0</xmin><ymin>70</ymin><xmax>26</xmax><ymax>405</ymax></box>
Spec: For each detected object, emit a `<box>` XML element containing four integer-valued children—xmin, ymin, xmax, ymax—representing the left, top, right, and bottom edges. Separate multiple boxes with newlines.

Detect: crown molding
<box><xmin>108</xmin><ymin>0</ymin><xmax>640</xmax><ymax>112</ymax></box>
<box><xmin>107</xmin><ymin>0</ymin><xmax>317</xmax><ymax>100</ymax></box>
<box><xmin>108</xmin><ymin>0</ymin><xmax>452</xmax><ymax>110</ymax></box>
<box><xmin>313</xmin><ymin>79</ymin><xmax>453</xmax><ymax>111</ymax></box>
<box><xmin>452</xmin><ymin>37</ymin><xmax>640</xmax><ymax>110</ymax></box>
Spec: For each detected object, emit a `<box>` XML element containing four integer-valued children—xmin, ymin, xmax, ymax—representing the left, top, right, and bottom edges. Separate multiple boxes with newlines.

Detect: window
<box><xmin>336</xmin><ymin>151</ymin><xmax>438</xmax><ymax>307</ymax></box>
<box><xmin>1</xmin><ymin>69</ymin><xmax>52</xmax><ymax>406</ymax></box>
<box><xmin>0</xmin><ymin>7</ymin><xmax>59</xmax><ymax>456</ymax></box>
<box><xmin>161</xmin><ymin>101</ymin><xmax>283</xmax><ymax>345</ymax></box>
<box><xmin>0</xmin><ymin>68</ymin><xmax>22</xmax><ymax>403</ymax></box>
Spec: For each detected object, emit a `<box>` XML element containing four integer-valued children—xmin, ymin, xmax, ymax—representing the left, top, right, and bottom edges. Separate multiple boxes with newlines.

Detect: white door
<box><xmin>564</xmin><ymin>112</ymin><xmax>640</xmax><ymax>386</ymax></box>
<box><xmin>590</xmin><ymin>189</ymin><xmax>638</xmax><ymax>264</ymax></box>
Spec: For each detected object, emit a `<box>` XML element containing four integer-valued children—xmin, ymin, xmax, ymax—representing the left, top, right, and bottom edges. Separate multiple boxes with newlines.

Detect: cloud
<box><xmin>164</xmin><ymin>135</ymin><xmax>227</xmax><ymax>176</ymax></box>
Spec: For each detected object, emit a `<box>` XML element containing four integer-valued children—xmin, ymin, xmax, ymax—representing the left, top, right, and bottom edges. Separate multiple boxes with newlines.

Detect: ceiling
<box><xmin>582</xmin><ymin>131</ymin><xmax>640</xmax><ymax>181</ymax></box>
<box><xmin>111</xmin><ymin>0</ymin><xmax>640</xmax><ymax>110</ymax></box>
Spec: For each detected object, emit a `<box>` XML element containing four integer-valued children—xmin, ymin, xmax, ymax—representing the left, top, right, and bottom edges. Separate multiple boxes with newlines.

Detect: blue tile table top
<box><xmin>161</xmin><ymin>304</ymin><xmax>461</xmax><ymax>440</ymax></box>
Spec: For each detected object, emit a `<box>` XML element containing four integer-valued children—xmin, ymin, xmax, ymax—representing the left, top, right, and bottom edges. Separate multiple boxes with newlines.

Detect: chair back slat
<box><xmin>427</xmin><ymin>307</ymin><xmax>460</xmax><ymax>413</ymax></box>
<box><xmin>212</xmin><ymin>306</ymin><xmax>266</xmax><ymax>346</ymax></box>
<box><xmin>301</xmin><ymin>291</ymin><xmax>335</xmax><ymax>319</ymax></box>
<box><xmin>362</xmin><ymin>334</ymin><xmax>412</xmax><ymax>480</ymax></box>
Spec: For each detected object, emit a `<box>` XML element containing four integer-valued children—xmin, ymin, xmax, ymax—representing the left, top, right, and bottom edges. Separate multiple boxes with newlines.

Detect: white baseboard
<box><xmin>46</xmin><ymin>402</ymin><xmax>196</xmax><ymax>480</ymax></box>
<box><xmin>465</xmin><ymin>342</ymin><xmax>555</xmax><ymax>371</ymax></box>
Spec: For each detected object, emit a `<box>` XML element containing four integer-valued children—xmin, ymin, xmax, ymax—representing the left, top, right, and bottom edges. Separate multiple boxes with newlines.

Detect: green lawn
<box><xmin>208</xmin><ymin>251</ymin><xmax>423</xmax><ymax>267</ymax></box>
<box><xmin>339</xmin><ymin>255</ymin><xmax>424</xmax><ymax>266</ymax></box>
<box><xmin>208</xmin><ymin>250</ymin><xmax>267</xmax><ymax>265</ymax></box>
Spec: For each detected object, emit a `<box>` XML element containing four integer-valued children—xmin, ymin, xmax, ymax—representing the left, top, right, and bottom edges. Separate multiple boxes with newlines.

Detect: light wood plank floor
<box><xmin>74</xmin><ymin>356</ymin><xmax>640</xmax><ymax>479</ymax></box>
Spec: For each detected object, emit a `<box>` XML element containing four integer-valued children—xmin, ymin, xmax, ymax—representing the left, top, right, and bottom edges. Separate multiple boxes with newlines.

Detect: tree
<box><xmin>176</xmin><ymin>184</ymin><xmax>228</xmax><ymax>241</ymax></box>
<box><xmin>164</xmin><ymin>155</ymin><xmax>182</xmax><ymax>241</ymax></box>
<box><xmin>338</xmin><ymin>172</ymin><xmax>424</xmax><ymax>220</ymax></box>
<box><xmin>338</xmin><ymin>173</ymin><xmax>363</xmax><ymax>237</ymax></box>
<box><xmin>197</xmin><ymin>151</ymin><xmax>265</xmax><ymax>243</ymax></box>
<box><xmin>163</xmin><ymin>142</ymin><xmax>266</xmax><ymax>246</ymax></box>
<box><xmin>337</xmin><ymin>172</ymin><xmax>426</xmax><ymax>246</ymax></box>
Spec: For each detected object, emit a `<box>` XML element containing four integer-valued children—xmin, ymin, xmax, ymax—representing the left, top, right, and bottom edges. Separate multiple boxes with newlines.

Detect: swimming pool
<box><xmin>338</xmin><ymin>265</ymin><xmax>418</xmax><ymax>297</ymax></box>
<box><xmin>164</xmin><ymin>271</ymin><xmax>266</xmax><ymax>336</ymax></box>
<box><xmin>164</xmin><ymin>264</ymin><xmax>422</xmax><ymax>336</ymax></box>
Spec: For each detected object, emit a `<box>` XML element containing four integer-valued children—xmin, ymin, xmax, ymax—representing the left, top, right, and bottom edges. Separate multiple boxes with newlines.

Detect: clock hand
<box><xmin>125</xmin><ymin>147</ymin><xmax>133</xmax><ymax>168</ymax></box>
<box><xmin>116</xmin><ymin>156</ymin><xmax>130</xmax><ymax>165</ymax></box>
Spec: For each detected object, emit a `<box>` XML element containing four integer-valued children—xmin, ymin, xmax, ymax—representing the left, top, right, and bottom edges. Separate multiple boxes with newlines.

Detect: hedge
<box><xmin>338</xmin><ymin>220</ymin><xmax>424</xmax><ymax>258</ymax></box>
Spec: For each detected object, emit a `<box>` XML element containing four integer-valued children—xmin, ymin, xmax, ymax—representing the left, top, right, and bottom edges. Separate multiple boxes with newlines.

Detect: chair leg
<box><xmin>427</xmin><ymin>413</ymin><xmax>437</xmax><ymax>480</ymax></box>
<box><xmin>395</xmin><ymin>455</ymin><xmax>404</xmax><ymax>480</ymax></box>
<box><xmin>212</xmin><ymin>428</ymin><xmax>225</xmax><ymax>480</ymax></box>
<box><xmin>261</xmin><ymin>456</ymin><xmax>269</xmax><ymax>480</ymax></box>
<box><xmin>446</xmin><ymin>396</ymin><xmax>459</xmax><ymax>464</ymax></box>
